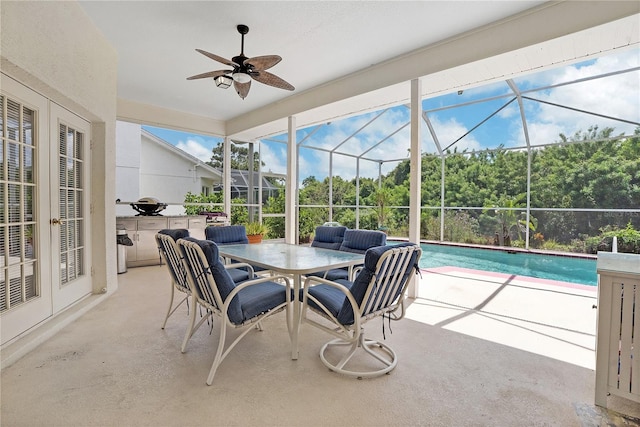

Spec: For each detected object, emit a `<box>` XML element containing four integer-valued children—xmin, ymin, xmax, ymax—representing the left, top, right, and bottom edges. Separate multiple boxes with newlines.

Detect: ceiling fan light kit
<box><xmin>232</xmin><ymin>72</ymin><xmax>251</xmax><ymax>84</ymax></box>
<box><xmin>187</xmin><ymin>24</ymin><xmax>294</xmax><ymax>99</ymax></box>
<box><xmin>215</xmin><ymin>75</ymin><xmax>233</xmax><ymax>89</ymax></box>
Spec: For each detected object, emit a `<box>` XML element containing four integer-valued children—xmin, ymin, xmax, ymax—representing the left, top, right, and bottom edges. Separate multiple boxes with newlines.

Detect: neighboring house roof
<box><xmin>141</xmin><ymin>129</ymin><xmax>223</xmax><ymax>180</ymax></box>
<box><xmin>228</xmin><ymin>169</ymin><xmax>280</xmax><ymax>193</ymax></box>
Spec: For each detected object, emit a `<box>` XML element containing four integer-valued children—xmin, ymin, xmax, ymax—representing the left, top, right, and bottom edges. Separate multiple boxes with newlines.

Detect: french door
<box><xmin>1</xmin><ymin>74</ymin><xmax>92</xmax><ymax>345</ymax></box>
<box><xmin>49</xmin><ymin>103</ymin><xmax>92</xmax><ymax>312</ymax></box>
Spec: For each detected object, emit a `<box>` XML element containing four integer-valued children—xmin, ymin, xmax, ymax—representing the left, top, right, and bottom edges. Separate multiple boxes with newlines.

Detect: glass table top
<box><xmin>217</xmin><ymin>243</ymin><xmax>364</xmax><ymax>275</ymax></box>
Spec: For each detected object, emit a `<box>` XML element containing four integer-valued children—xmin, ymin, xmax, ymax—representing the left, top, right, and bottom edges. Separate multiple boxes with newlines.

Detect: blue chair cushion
<box><xmin>308</xmin><ymin>229</ymin><xmax>386</xmax><ymax>280</ymax></box>
<box><xmin>339</xmin><ymin>229</ymin><xmax>387</xmax><ymax>254</ymax></box>
<box><xmin>206</xmin><ymin>225</ymin><xmax>267</xmax><ymax>272</ymax></box>
<box><xmin>236</xmin><ymin>282</ymin><xmax>288</xmax><ymax>322</ymax></box>
<box><xmin>157</xmin><ymin>229</ymin><xmax>191</xmax><ymax>289</ymax></box>
<box><xmin>158</xmin><ymin>228</ymin><xmax>190</xmax><ymax>241</ymax></box>
<box><xmin>311</xmin><ymin>226</ymin><xmax>347</xmax><ymax>250</ymax></box>
<box><xmin>306</xmin><ymin>279</ymin><xmax>353</xmax><ymax>316</ymax></box>
<box><xmin>183</xmin><ymin>237</ymin><xmax>286</xmax><ymax>325</ymax></box>
<box><xmin>227</xmin><ymin>268</ymin><xmax>251</xmax><ymax>283</ymax></box>
<box><xmin>205</xmin><ymin>225</ymin><xmax>249</xmax><ymax>245</ymax></box>
<box><xmin>306</xmin><ymin>267</ymin><xmax>350</xmax><ymax>281</ymax></box>
<box><xmin>336</xmin><ymin>243</ymin><xmax>419</xmax><ymax>325</ymax></box>
<box><xmin>183</xmin><ymin>237</ymin><xmax>244</xmax><ymax>324</ymax></box>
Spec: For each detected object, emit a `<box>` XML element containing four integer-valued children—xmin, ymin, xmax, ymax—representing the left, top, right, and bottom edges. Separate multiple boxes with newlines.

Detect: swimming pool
<box><xmin>397</xmin><ymin>242</ymin><xmax>597</xmax><ymax>286</ymax></box>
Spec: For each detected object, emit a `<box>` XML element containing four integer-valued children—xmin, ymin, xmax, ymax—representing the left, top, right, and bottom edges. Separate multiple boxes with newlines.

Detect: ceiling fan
<box><xmin>187</xmin><ymin>24</ymin><xmax>294</xmax><ymax>100</ymax></box>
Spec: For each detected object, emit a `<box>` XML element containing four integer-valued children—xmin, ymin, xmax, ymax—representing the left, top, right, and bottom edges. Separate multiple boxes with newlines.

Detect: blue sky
<box><xmin>144</xmin><ymin>48</ymin><xmax>639</xmax><ymax>184</ymax></box>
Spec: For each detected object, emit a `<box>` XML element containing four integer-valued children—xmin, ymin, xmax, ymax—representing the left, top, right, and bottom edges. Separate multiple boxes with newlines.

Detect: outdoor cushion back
<box><xmin>336</xmin><ymin>243</ymin><xmax>420</xmax><ymax>325</ymax></box>
<box><xmin>311</xmin><ymin>226</ymin><xmax>347</xmax><ymax>250</ymax></box>
<box><xmin>156</xmin><ymin>229</ymin><xmax>191</xmax><ymax>292</ymax></box>
<box><xmin>205</xmin><ymin>225</ymin><xmax>249</xmax><ymax>245</ymax></box>
<box><xmin>339</xmin><ymin>229</ymin><xmax>387</xmax><ymax>254</ymax></box>
<box><xmin>180</xmin><ymin>237</ymin><xmax>244</xmax><ymax>324</ymax></box>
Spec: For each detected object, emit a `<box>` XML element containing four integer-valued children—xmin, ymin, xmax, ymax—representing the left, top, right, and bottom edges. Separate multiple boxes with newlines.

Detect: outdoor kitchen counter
<box><xmin>116</xmin><ymin>215</ymin><xmax>207</xmax><ymax>267</ymax></box>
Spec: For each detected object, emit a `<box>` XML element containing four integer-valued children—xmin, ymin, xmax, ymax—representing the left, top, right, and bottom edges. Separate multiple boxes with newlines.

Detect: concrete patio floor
<box><xmin>2</xmin><ymin>263</ymin><xmax>639</xmax><ymax>426</ymax></box>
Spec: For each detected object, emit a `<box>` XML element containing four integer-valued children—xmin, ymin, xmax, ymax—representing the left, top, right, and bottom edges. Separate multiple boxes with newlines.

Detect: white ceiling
<box><xmin>78</xmin><ymin>1</ymin><xmax>639</xmax><ymax>140</ymax></box>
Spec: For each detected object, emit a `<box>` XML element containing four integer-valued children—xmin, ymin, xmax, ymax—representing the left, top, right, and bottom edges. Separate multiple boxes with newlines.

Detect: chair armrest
<box><xmin>349</xmin><ymin>265</ymin><xmax>363</xmax><ymax>281</ymax></box>
<box><xmin>303</xmin><ymin>275</ymin><xmax>350</xmax><ymax>292</ymax></box>
<box><xmin>302</xmin><ymin>275</ymin><xmax>363</xmax><ymax>332</ymax></box>
<box><xmin>224</xmin><ymin>262</ymin><xmax>255</xmax><ymax>278</ymax></box>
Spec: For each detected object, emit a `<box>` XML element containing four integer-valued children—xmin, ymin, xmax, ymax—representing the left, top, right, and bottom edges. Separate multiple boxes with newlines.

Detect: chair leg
<box><xmin>319</xmin><ymin>332</ymin><xmax>398</xmax><ymax>379</ymax></box>
<box><xmin>161</xmin><ymin>283</ymin><xmax>176</xmax><ymax>329</ymax></box>
<box><xmin>206</xmin><ymin>323</ymin><xmax>228</xmax><ymax>386</ymax></box>
<box><xmin>181</xmin><ymin>297</ymin><xmax>198</xmax><ymax>353</ymax></box>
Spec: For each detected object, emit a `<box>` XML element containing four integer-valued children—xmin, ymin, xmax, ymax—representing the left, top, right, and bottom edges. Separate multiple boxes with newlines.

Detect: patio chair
<box><xmin>301</xmin><ymin>242</ymin><xmax>421</xmax><ymax>378</ymax></box>
<box><xmin>178</xmin><ymin>237</ymin><xmax>292</xmax><ymax>385</ymax></box>
<box><xmin>205</xmin><ymin>224</ymin><xmax>249</xmax><ymax>245</ymax></box>
<box><xmin>206</xmin><ymin>224</ymin><xmax>269</xmax><ymax>274</ymax></box>
<box><xmin>156</xmin><ymin>229</ymin><xmax>255</xmax><ymax>353</ymax></box>
<box><xmin>310</xmin><ymin>225</ymin><xmax>347</xmax><ymax>250</ymax></box>
<box><xmin>156</xmin><ymin>229</ymin><xmax>192</xmax><ymax>338</ymax></box>
<box><xmin>309</xmin><ymin>229</ymin><xmax>387</xmax><ymax>281</ymax></box>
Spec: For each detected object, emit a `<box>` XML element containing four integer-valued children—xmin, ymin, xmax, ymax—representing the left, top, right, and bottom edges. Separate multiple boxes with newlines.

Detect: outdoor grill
<box><xmin>130</xmin><ymin>197</ymin><xmax>167</xmax><ymax>216</ymax></box>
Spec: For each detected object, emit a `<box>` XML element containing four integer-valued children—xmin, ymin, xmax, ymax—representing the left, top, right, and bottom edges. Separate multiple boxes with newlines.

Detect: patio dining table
<box><xmin>217</xmin><ymin>242</ymin><xmax>365</xmax><ymax>359</ymax></box>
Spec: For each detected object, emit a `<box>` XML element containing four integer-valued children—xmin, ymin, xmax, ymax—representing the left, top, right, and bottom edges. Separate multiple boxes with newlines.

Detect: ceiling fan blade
<box><xmin>234</xmin><ymin>80</ymin><xmax>251</xmax><ymax>99</ymax></box>
<box><xmin>251</xmin><ymin>70</ymin><xmax>295</xmax><ymax>91</ymax></box>
<box><xmin>244</xmin><ymin>55</ymin><xmax>282</xmax><ymax>71</ymax></box>
<box><xmin>195</xmin><ymin>49</ymin><xmax>237</xmax><ymax>67</ymax></box>
<box><xmin>186</xmin><ymin>70</ymin><xmax>230</xmax><ymax>80</ymax></box>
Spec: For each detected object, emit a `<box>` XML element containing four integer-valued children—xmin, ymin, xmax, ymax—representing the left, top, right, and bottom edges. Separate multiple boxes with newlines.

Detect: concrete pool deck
<box><xmin>3</xmin><ymin>263</ymin><xmax>640</xmax><ymax>426</ymax></box>
<box><xmin>412</xmin><ymin>266</ymin><xmax>598</xmax><ymax>370</ymax></box>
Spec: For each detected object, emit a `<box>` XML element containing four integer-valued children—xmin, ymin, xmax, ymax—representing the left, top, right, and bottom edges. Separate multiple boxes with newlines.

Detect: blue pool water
<box><xmin>398</xmin><ymin>242</ymin><xmax>597</xmax><ymax>286</ymax></box>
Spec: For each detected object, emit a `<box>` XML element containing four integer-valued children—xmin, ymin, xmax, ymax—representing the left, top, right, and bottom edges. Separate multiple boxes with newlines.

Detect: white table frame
<box><xmin>217</xmin><ymin>242</ymin><xmax>364</xmax><ymax>359</ymax></box>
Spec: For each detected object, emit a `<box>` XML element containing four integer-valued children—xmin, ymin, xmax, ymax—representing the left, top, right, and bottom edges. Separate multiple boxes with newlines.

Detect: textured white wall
<box><xmin>140</xmin><ymin>135</ymin><xmax>202</xmax><ymax>215</ymax></box>
<box><xmin>1</xmin><ymin>2</ymin><xmax>118</xmax><ymax>297</ymax></box>
<box><xmin>115</xmin><ymin>122</ymin><xmax>142</xmax><ymax>216</ymax></box>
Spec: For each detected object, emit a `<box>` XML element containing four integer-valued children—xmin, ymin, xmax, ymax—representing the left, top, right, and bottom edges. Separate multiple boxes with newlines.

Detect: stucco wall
<box><xmin>1</xmin><ymin>1</ymin><xmax>118</xmax><ymax>294</ymax></box>
<box><xmin>140</xmin><ymin>135</ymin><xmax>204</xmax><ymax>216</ymax></box>
<box><xmin>115</xmin><ymin>122</ymin><xmax>142</xmax><ymax>216</ymax></box>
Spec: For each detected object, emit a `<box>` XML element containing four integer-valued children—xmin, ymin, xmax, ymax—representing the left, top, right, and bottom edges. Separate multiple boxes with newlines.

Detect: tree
<box><xmin>207</xmin><ymin>142</ymin><xmax>263</xmax><ymax>170</ymax></box>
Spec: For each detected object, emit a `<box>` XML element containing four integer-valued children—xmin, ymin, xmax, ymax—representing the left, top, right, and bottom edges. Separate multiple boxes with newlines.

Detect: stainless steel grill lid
<box><xmin>130</xmin><ymin>197</ymin><xmax>167</xmax><ymax>215</ymax></box>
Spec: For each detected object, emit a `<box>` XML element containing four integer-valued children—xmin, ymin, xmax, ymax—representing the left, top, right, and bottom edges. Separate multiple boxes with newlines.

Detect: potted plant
<box><xmin>245</xmin><ymin>221</ymin><xmax>269</xmax><ymax>244</ymax></box>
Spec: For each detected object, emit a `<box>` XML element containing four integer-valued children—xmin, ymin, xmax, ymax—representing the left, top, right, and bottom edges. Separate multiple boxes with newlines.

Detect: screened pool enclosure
<box><xmin>154</xmin><ymin>47</ymin><xmax>640</xmax><ymax>253</ymax></box>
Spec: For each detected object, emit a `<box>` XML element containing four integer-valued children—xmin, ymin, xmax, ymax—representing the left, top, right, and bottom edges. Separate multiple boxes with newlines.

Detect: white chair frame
<box><xmin>178</xmin><ymin>238</ymin><xmax>292</xmax><ymax>385</ymax></box>
<box><xmin>301</xmin><ymin>245</ymin><xmax>421</xmax><ymax>379</ymax></box>
<box><xmin>156</xmin><ymin>232</ymin><xmax>257</xmax><ymax>353</ymax></box>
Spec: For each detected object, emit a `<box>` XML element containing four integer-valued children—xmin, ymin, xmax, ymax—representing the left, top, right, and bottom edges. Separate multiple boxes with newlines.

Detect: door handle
<box><xmin>50</xmin><ymin>218</ymin><xmax>65</xmax><ymax>225</ymax></box>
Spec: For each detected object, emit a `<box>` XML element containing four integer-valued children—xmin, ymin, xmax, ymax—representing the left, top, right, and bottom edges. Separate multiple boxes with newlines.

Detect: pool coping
<box><xmin>423</xmin><ymin>265</ymin><xmax>597</xmax><ymax>292</ymax></box>
<box><xmin>389</xmin><ymin>237</ymin><xmax>597</xmax><ymax>260</ymax></box>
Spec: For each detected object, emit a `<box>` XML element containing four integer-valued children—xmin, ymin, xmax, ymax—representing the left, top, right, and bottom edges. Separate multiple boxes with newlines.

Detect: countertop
<box><xmin>116</xmin><ymin>215</ymin><xmax>205</xmax><ymax>220</ymax></box>
<box><xmin>596</xmin><ymin>251</ymin><xmax>640</xmax><ymax>275</ymax></box>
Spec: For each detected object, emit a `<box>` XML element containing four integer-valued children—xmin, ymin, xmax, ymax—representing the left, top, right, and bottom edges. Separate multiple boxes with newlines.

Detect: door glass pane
<box><xmin>23</xmin><ymin>106</ymin><xmax>33</xmax><ymax>146</ymax></box>
<box><xmin>23</xmin><ymin>146</ymin><xmax>33</xmax><ymax>183</ymax></box>
<box><xmin>0</xmin><ymin>93</ymin><xmax>39</xmax><ymax>313</ymax></box>
<box><xmin>0</xmin><ymin>95</ymin><xmax>4</xmax><ymax>138</ymax></box>
<box><xmin>7</xmin><ymin>142</ymin><xmax>19</xmax><ymax>182</ymax></box>
<box><xmin>58</xmin><ymin>124</ymin><xmax>85</xmax><ymax>285</ymax></box>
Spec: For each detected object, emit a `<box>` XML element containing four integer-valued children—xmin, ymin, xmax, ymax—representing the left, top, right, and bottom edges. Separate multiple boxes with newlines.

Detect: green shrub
<box><xmin>183</xmin><ymin>192</ymin><xmax>222</xmax><ymax>215</ymax></box>
<box><xmin>583</xmin><ymin>223</ymin><xmax>640</xmax><ymax>254</ymax></box>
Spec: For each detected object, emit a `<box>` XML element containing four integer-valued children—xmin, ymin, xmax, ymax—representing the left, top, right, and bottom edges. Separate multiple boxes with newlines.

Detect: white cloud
<box><xmin>429</xmin><ymin>115</ymin><xmax>481</xmax><ymax>152</ymax></box>
<box><xmin>520</xmin><ymin>49</ymin><xmax>640</xmax><ymax>140</ymax></box>
<box><xmin>258</xmin><ymin>143</ymin><xmax>287</xmax><ymax>175</ymax></box>
<box><xmin>263</xmin><ymin>49</ymin><xmax>639</xmax><ymax>181</ymax></box>
<box><xmin>176</xmin><ymin>139</ymin><xmax>212</xmax><ymax>162</ymax></box>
